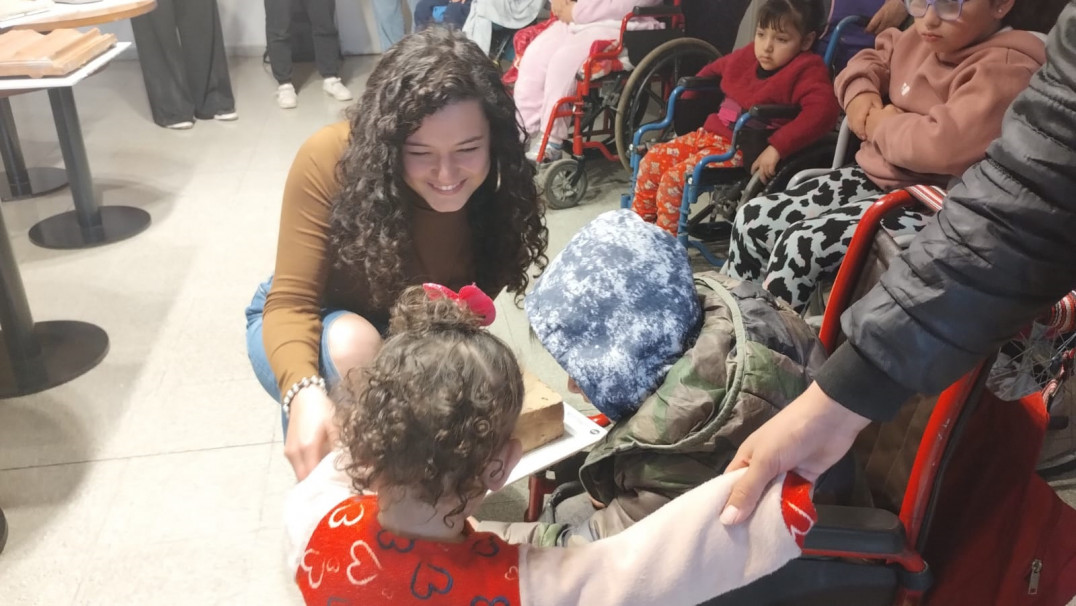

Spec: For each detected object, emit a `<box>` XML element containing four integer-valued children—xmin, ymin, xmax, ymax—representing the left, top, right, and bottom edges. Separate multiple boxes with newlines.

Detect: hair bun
<box><xmin>389</xmin><ymin>284</ymin><xmax>490</xmax><ymax>335</ymax></box>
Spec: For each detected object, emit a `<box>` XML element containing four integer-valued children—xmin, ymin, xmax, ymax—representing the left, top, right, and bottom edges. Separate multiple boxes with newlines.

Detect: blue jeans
<box><xmin>245</xmin><ymin>276</ymin><xmax>352</xmax><ymax>433</ymax></box>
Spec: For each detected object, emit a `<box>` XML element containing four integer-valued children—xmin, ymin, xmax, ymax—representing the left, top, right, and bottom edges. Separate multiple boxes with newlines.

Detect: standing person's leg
<box><xmin>264</xmin><ymin>0</ymin><xmax>294</xmax><ymax>84</ymax></box>
<box><xmin>175</xmin><ymin>0</ymin><xmax>236</xmax><ymax>121</ymax></box>
<box><xmin>724</xmin><ymin>166</ymin><xmax>880</xmax><ymax>282</ymax></box>
<box><xmin>130</xmin><ymin>0</ymin><xmax>196</xmax><ymax>128</ymax></box>
<box><xmin>761</xmin><ymin>197</ymin><xmax>926</xmax><ymax>311</ymax></box>
<box><xmin>373</xmin><ymin>0</ymin><xmax>407</xmax><ymax>50</ymax></box>
<box><xmin>264</xmin><ymin>0</ymin><xmax>298</xmax><ymax>108</ymax></box>
<box><xmin>306</xmin><ymin>0</ymin><xmax>353</xmax><ymax>101</ymax></box>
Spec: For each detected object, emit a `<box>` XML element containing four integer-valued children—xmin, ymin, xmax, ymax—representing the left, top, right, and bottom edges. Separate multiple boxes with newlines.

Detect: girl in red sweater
<box><xmin>631</xmin><ymin>0</ymin><xmax>839</xmax><ymax>235</ymax></box>
<box><xmin>286</xmin><ymin>284</ymin><xmax>818</xmax><ymax>605</ymax></box>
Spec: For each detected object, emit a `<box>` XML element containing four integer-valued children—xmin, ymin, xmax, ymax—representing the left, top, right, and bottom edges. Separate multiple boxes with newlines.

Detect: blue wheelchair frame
<box><xmin>620</xmin><ymin>15</ymin><xmax>868</xmax><ymax>266</ymax></box>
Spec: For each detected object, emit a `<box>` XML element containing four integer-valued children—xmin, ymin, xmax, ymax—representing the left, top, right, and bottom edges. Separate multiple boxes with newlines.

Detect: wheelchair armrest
<box><xmin>633</xmin><ymin>5</ymin><xmax>681</xmax><ymax>17</ymax></box>
<box><xmin>802</xmin><ymin>505</ymin><xmax>906</xmax><ymax>555</ymax></box>
<box><xmin>748</xmin><ymin>104</ymin><xmax>800</xmax><ymax>122</ymax></box>
<box><xmin>676</xmin><ymin>76</ymin><xmax>720</xmax><ymax>91</ymax></box>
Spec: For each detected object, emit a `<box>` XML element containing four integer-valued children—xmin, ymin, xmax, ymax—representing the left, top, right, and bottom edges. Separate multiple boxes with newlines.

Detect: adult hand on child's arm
<box><xmin>750</xmin><ymin>146</ymin><xmax>781</xmax><ymax>183</ymax></box>
<box><xmin>285</xmin><ymin>388</ymin><xmax>339</xmax><ymax>481</ymax></box>
<box><xmin>846</xmin><ymin>93</ymin><xmax>882</xmax><ymax>140</ymax></box>
<box><xmin>864</xmin><ymin>104</ymin><xmax>903</xmax><ymax>141</ymax></box>
<box><xmin>867</xmin><ymin>0</ymin><xmax>908</xmax><ymax>34</ymax></box>
<box><xmin>720</xmin><ymin>383</ymin><xmax>870</xmax><ymax>525</ymax></box>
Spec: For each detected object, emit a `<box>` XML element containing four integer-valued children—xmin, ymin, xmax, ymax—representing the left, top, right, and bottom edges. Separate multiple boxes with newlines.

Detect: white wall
<box><xmin>98</xmin><ymin>0</ymin><xmax>401</xmax><ymax>57</ymax></box>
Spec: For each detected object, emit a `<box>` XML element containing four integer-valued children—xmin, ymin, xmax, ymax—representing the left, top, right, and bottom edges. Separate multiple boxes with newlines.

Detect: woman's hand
<box><xmin>284</xmin><ymin>387</ymin><xmax>339</xmax><ymax>481</ymax></box>
<box><xmin>750</xmin><ymin>145</ymin><xmax>782</xmax><ymax>183</ymax></box>
<box><xmin>846</xmin><ymin>92</ymin><xmax>882</xmax><ymax>140</ymax></box>
<box><xmin>551</xmin><ymin>0</ymin><xmax>575</xmax><ymax>23</ymax></box>
<box><xmin>719</xmin><ymin>383</ymin><xmax>871</xmax><ymax>525</ymax></box>
<box><xmin>864</xmin><ymin>103</ymin><xmax>903</xmax><ymax>140</ymax></box>
<box><xmin>866</xmin><ymin>0</ymin><xmax>908</xmax><ymax>35</ymax></box>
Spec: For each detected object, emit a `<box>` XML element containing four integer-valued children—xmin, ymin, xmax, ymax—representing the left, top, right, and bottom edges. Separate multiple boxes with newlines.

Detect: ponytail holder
<box><xmin>422</xmin><ymin>283</ymin><xmax>497</xmax><ymax>327</ymax></box>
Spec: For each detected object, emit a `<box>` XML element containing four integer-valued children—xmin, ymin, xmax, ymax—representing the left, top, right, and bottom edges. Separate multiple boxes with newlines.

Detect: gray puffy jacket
<box><xmin>816</xmin><ymin>1</ymin><xmax>1076</xmax><ymax>421</ymax></box>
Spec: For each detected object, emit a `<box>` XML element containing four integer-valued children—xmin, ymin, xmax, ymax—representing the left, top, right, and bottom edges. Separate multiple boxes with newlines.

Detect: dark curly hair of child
<box><xmin>335</xmin><ymin>286</ymin><xmax>525</xmax><ymax>522</ymax></box>
<box><xmin>329</xmin><ymin>28</ymin><xmax>548</xmax><ymax>309</ymax></box>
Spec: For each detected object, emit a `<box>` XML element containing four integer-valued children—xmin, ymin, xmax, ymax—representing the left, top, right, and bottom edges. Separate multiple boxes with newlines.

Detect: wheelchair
<box><xmin>617</xmin><ymin>16</ymin><xmax>870</xmax><ymax>265</ymax></box>
<box><xmin>534</xmin><ymin>0</ymin><xmax>721</xmax><ymax>209</ymax></box>
<box><xmin>703</xmin><ymin>188</ymin><xmax>1076</xmax><ymax>604</ymax></box>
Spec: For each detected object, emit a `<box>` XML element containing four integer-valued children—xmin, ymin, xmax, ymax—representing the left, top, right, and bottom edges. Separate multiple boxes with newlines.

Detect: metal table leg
<box><xmin>0</xmin><ymin>205</ymin><xmax>109</xmax><ymax>398</ymax></box>
<box><xmin>0</xmin><ymin>98</ymin><xmax>68</xmax><ymax>202</ymax></box>
<box><xmin>27</xmin><ymin>88</ymin><xmax>150</xmax><ymax>250</ymax></box>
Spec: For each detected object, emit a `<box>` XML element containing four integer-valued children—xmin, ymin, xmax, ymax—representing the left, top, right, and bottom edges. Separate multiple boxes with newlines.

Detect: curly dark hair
<box><xmin>335</xmin><ymin>286</ymin><xmax>525</xmax><ymax>522</ymax></box>
<box><xmin>329</xmin><ymin>28</ymin><xmax>547</xmax><ymax>309</ymax></box>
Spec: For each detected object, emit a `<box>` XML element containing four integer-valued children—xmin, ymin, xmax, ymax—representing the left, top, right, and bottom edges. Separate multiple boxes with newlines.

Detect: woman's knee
<box><xmin>324</xmin><ymin>313</ymin><xmax>383</xmax><ymax>377</ymax></box>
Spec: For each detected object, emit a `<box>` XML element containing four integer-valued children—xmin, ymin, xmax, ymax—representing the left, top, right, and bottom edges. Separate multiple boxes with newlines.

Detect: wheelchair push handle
<box><xmin>823</xmin><ymin>15</ymin><xmax>872</xmax><ymax>68</ymax></box>
<box><xmin>675</xmin><ymin>76</ymin><xmax>720</xmax><ymax>91</ymax></box>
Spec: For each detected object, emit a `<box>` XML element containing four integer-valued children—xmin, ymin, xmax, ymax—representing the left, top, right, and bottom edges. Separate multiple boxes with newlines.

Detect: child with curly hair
<box><xmin>244</xmin><ymin>28</ymin><xmax>547</xmax><ymax>482</ymax></box>
<box><xmin>631</xmin><ymin>0</ymin><xmax>840</xmax><ymax>236</ymax></box>
<box><xmin>284</xmin><ymin>284</ymin><xmax>820</xmax><ymax>605</ymax></box>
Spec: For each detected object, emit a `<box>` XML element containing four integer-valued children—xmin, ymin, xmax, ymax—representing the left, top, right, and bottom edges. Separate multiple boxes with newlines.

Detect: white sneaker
<box><xmin>164</xmin><ymin>121</ymin><xmax>194</xmax><ymax>130</ymax></box>
<box><xmin>322</xmin><ymin>77</ymin><xmax>353</xmax><ymax>102</ymax></box>
<box><xmin>276</xmin><ymin>83</ymin><xmax>297</xmax><ymax>109</ymax></box>
<box><xmin>525</xmin><ymin>139</ymin><xmax>562</xmax><ymax>163</ymax></box>
<box><xmin>214</xmin><ymin>111</ymin><xmax>239</xmax><ymax>121</ymax></box>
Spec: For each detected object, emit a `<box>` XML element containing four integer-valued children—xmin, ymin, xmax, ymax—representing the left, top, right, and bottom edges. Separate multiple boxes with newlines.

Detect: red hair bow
<box><xmin>421</xmin><ymin>283</ymin><xmax>497</xmax><ymax>327</ymax></box>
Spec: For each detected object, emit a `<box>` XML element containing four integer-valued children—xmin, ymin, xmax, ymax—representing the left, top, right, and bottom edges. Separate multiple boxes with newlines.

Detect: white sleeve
<box><xmin>282</xmin><ymin>450</ymin><xmax>357</xmax><ymax>574</ymax></box>
<box><xmin>518</xmin><ymin>469</ymin><xmax>811</xmax><ymax>606</ymax></box>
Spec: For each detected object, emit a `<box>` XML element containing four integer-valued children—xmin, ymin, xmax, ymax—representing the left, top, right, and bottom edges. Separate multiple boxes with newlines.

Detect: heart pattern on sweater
<box><xmin>471</xmin><ymin>536</ymin><xmax>500</xmax><ymax>558</ymax></box>
<box><xmin>410</xmin><ymin>562</ymin><xmax>454</xmax><ymax>599</ymax></box>
<box><xmin>377</xmin><ymin>529</ymin><xmax>415</xmax><ymax>553</ymax></box>
<box><xmin>471</xmin><ymin>597</ymin><xmax>511</xmax><ymax>606</ymax></box>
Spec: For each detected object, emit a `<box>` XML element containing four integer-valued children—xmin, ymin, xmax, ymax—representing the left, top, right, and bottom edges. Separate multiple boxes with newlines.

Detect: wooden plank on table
<box><xmin>516</xmin><ymin>371</ymin><xmax>566</xmax><ymax>453</ymax></box>
<box><xmin>0</xmin><ymin>28</ymin><xmax>114</xmax><ymax>77</ymax></box>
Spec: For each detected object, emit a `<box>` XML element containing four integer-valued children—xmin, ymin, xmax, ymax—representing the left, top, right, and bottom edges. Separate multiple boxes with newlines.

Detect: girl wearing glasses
<box><xmin>724</xmin><ymin>0</ymin><xmax>1059</xmax><ymax>312</ymax></box>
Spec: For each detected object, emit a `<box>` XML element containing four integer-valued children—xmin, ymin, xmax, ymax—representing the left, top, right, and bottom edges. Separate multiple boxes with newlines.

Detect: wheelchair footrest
<box><xmin>687</xmin><ymin>220</ymin><xmax>731</xmax><ymax>243</ymax></box>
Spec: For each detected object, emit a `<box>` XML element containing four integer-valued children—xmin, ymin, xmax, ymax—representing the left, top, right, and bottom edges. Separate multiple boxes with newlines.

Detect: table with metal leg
<box><xmin>0</xmin><ymin>97</ymin><xmax>68</xmax><ymax>202</ymax></box>
<box><xmin>28</xmin><ymin>84</ymin><xmax>151</xmax><ymax>249</ymax></box>
<box><xmin>0</xmin><ymin>43</ymin><xmax>151</xmax><ymax>249</ymax></box>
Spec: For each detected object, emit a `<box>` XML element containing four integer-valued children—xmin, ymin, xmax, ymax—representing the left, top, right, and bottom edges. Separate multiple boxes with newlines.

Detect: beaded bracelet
<box><xmin>282</xmin><ymin>375</ymin><xmax>327</xmax><ymax>417</ymax></box>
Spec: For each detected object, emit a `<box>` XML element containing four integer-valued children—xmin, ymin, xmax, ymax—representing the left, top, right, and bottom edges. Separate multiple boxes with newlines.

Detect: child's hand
<box><xmin>750</xmin><ymin>146</ymin><xmax>781</xmax><ymax>183</ymax></box>
<box><xmin>845</xmin><ymin>93</ymin><xmax>882</xmax><ymax>140</ymax></box>
<box><xmin>864</xmin><ymin>104</ymin><xmax>903</xmax><ymax>140</ymax></box>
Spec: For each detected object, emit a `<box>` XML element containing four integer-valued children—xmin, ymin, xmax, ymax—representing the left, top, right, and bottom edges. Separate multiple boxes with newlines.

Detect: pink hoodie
<box><xmin>835</xmin><ymin>26</ymin><xmax>1046</xmax><ymax>189</ymax></box>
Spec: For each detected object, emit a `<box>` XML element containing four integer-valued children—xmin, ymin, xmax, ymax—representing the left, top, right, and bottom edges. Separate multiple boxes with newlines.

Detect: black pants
<box><xmin>264</xmin><ymin>0</ymin><xmax>342</xmax><ymax>83</ymax></box>
<box><xmin>130</xmin><ymin>0</ymin><xmax>235</xmax><ymax>126</ymax></box>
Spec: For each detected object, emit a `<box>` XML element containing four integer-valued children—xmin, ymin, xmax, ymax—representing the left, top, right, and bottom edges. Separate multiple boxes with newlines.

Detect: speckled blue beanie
<box><xmin>525</xmin><ymin>210</ymin><xmax>702</xmax><ymax>421</ymax></box>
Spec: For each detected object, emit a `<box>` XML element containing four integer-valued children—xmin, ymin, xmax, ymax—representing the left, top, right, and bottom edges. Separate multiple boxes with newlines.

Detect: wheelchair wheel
<box><xmin>615</xmin><ymin>37</ymin><xmax>720</xmax><ymax>171</ymax></box>
<box><xmin>543</xmin><ymin>159</ymin><xmax>588</xmax><ymax>210</ymax></box>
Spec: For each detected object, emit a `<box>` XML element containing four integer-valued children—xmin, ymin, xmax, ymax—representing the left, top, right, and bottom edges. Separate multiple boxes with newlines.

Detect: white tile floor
<box><xmin>1</xmin><ymin>54</ymin><xmax>1074</xmax><ymax>605</ymax></box>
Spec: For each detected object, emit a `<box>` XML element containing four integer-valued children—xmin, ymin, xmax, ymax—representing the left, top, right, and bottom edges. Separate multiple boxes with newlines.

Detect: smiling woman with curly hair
<box><xmin>245</xmin><ymin>28</ymin><xmax>548</xmax><ymax>481</ymax></box>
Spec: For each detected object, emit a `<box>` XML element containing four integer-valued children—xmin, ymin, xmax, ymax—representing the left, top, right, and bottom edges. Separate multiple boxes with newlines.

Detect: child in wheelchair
<box><xmin>631</xmin><ymin>0</ymin><xmax>840</xmax><ymax>236</ymax></box>
<box><xmin>283</xmin><ymin>283</ymin><xmax>818</xmax><ymax>605</ymax></box>
<box><xmin>490</xmin><ymin>210</ymin><xmax>848</xmax><ymax>548</ymax></box>
<box><xmin>724</xmin><ymin>0</ymin><xmax>1050</xmax><ymax>313</ymax></box>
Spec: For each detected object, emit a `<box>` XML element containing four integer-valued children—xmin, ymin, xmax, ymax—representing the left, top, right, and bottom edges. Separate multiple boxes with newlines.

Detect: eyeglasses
<box><xmin>904</xmin><ymin>0</ymin><xmax>966</xmax><ymax>21</ymax></box>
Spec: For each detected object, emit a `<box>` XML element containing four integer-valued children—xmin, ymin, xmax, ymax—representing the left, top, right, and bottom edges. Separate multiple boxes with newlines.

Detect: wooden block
<box><xmin>0</xmin><ymin>28</ymin><xmax>115</xmax><ymax>78</ymax></box>
<box><xmin>515</xmin><ymin>371</ymin><xmax>565</xmax><ymax>453</ymax></box>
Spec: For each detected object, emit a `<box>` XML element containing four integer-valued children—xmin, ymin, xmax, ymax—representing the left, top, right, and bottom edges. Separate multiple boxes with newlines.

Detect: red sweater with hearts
<box><xmin>289</xmin><ymin>453</ymin><xmax>817</xmax><ymax>605</ymax></box>
<box><xmin>692</xmin><ymin>44</ymin><xmax>839</xmax><ymax>157</ymax></box>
